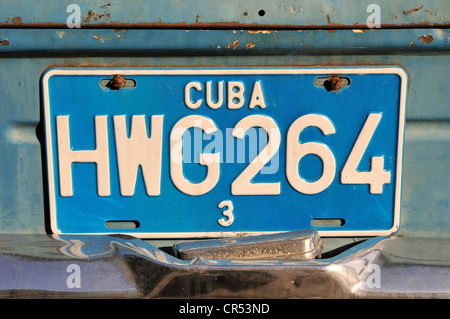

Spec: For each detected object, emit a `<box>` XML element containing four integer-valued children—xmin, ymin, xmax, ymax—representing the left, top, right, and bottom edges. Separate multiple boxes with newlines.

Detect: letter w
<box><xmin>114</xmin><ymin>115</ymin><xmax>164</xmax><ymax>196</ymax></box>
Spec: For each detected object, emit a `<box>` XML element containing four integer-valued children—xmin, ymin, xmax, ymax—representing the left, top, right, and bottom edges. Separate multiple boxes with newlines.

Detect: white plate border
<box><xmin>42</xmin><ymin>66</ymin><xmax>407</xmax><ymax>238</ymax></box>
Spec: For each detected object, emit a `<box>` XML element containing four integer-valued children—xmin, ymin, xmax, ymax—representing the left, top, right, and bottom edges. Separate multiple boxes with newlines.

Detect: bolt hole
<box><xmin>243</xmin><ymin>11</ymin><xmax>248</xmax><ymax>17</ymax></box>
<box><xmin>105</xmin><ymin>220</ymin><xmax>140</xmax><ymax>229</ymax></box>
<box><xmin>311</xmin><ymin>218</ymin><xmax>345</xmax><ymax>227</ymax></box>
<box><xmin>100</xmin><ymin>77</ymin><xmax>136</xmax><ymax>90</ymax></box>
<box><xmin>258</xmin><ymin>9</ymin><xmax>265</xmax><ymax>16</ymax></box>
<box><xmin>314</xmin><ymin>76</ymin><xmax>350</xmax><ymax>92</ymax></box>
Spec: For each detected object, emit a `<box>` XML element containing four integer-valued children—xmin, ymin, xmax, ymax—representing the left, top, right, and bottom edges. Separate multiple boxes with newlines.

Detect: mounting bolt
<box><xmin>107</xmin><ymin>75</ymin><xmax>126</xmax><ymax>90</ymax></box>
<box><xmin>324</xmin><ymin>75</ymin><xmax>342</xmax><ymax>92</ymax></box>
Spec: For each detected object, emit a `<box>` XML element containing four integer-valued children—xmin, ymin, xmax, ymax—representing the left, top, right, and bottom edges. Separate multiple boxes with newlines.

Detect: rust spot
<box><xmin>246</xmin><ymin>43</ymin><xmax>255</xmax><ymax>49</ymax></box>
<box><xmin>83</xmin><ymin>10</ymin><xmax>96</xmax><ymax>23</ymax></box>
<box><xmin>226</xmin><ymin>40</ymin><xmax>239</xmax><ymax>49</ymax></box>
<box><xmin>402</xmin><ymin>5</ymin><xmax>423</xmax><ymax>15</ymax></box>
<box><xmin>424</xmin><ymin>9</ymin><xmax>439</xmax><ymax>17</ymax></box>
<box><xmin>83</xmin><ymin>10</ymin><xmax>110</xmax><ymax>23</ymax></box>
<box><xmin>326</xmin><ymin>14</ymin><xmax>331</xmax><ymax>24</ymax></box>
<box><xmin>410</xmin><ymin>41</ymin><xmax>414</xmax><ymax>46</ymax></box>
<box><xmin>195</xmin><ymin>14</ymin><xmax>199</xmax><ymax>23</ymax></box>
<box><xmin>324</xmin><ymin>76</ymin><xmax>342</xmax><ymax>92</ymax></box>
<box><xmin>11</xmin><ymin>16</ymin><xmax>22</xmax><ymax>25</ymax></box>
<box><xmin>418</xmin><ymin>34</ymin><xmax>434</xmax><ymax>44</ymax></box>
<box><xmin>0</xmin><ymin>39</ymin><xmax>9</xmax><ymax>46</ymax></box>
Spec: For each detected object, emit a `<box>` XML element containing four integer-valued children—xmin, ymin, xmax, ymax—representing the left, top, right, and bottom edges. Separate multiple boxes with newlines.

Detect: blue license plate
<box><xmin>43</xmin><ymin>67</ymin><xmax>407</xmax><ymax>238</ymax></box>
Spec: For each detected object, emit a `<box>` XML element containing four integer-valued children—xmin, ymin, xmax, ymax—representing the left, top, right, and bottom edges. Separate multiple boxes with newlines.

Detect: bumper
<box><xmin>0</xmin><ymin>234</ymin><xmax>448</xmax><ymax>298</ymax></box>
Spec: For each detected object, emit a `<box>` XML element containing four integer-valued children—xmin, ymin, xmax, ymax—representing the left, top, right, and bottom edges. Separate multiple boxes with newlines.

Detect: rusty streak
<box><xmin>402</xmin><ymin>5</ymin><xmax>423</xmax><ymax>15</ymax></box>
<box><xmin>0</xmin><ymin>20</ymin><xmax>447</xmax><ymax>30</ymax></box>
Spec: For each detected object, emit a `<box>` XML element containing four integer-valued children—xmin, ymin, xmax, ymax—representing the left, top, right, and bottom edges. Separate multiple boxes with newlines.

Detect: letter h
<box><xmin>56</xmin><ymin>115</ymin><xmax>110</xmax><ymax>197</ymax></box>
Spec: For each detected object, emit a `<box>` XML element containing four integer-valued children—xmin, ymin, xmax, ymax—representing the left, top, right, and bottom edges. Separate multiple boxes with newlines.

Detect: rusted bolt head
<box><xmin>324</xmin><ymin>75</ymin><xmax>342</xmax><ymax>92</ymax></box>
<box><xmin>107</xmin><ymin>75</ymin><xmax>125</xmax><ymax>90</ymax></box>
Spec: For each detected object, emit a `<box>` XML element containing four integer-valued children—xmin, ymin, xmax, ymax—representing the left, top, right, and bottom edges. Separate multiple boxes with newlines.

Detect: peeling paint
<box><xmin>84</xmin><ymin>10</ymin><xmax>96</xmax><ymax>23</ymax></box>
<box><xmin>402</xmin><ymin>5</ymin><xmax>423</xmax><ymax>15</ymax></box>
<box><xmin>424</xmin><ymin>9</ymin><xmax>439</xmax><ymax>18</ymax></box>
<box><xmin>11</xmin><ymin>16</ymin><xmax>22</xmax><ymax>25</ymax></box>
<box><xmin>418</xmin><ymin>34</ymin><xmax>434</xmax><ymax>44</ymax></box>
<box><xmin>93</xmin><ymin>35</ymin><xmax>104</xmax><ymax>43</ymax></box>
<box><xmin>275</xmin><ymin>2</ymin><xmax>304</xmax><ymax>15</ymax></box>
<box><xmin>0</xmin><ymin>39</ymin><xmax>9</xmax><ymax>46</ymax></box>
<box><xmin>246</xmin><ymin>43</ymin><xmax>255</xmax><ymax>49</ymax></box>
<box><xmin>287</xmin><ymin>6</ymin><xmax>298</xmax><ymax>14</ymax></box>
<box><xmin>93</xmin><ymin>35</ymin><xmax>114</xmax><ymax>43</ymax></box>
<box><xmin>100</xmin><ymin>2</ymin><xmax>111</xmax><ymax>9</ymax></box>
<box><xmin>352</xmin><ymin>29</ymin><xmax>365</xmax><ymax>33</ymax></box>
<box><xmin>83</xmin><ymin>10</ymin><xmax>111</xmax><ymax>24</ymax></box>
<box><xmin>56</xmin><ymin>31</ymin><xmax>66</xmax><ymax>38</ymax></box>
<box><xmin>226</xmin><ymin>40</ymin><xmax>239</xmax><ymax>49</ymax></box>
<box><xmin>248</xmin><ymin>30</ymin><xmax>274</xmax><ymax>34</ymax></box>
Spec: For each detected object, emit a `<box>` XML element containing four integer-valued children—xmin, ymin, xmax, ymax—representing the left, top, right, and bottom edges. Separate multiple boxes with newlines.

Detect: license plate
<box><xmin>43</xmin><ymin>67</ymin><xmax>407</xmax><ymax>238</ymax></box>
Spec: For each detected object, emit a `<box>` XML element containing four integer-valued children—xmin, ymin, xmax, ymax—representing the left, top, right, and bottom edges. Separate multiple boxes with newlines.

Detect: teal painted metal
<box><xmin>0</xmin><ymin>0</ymin><xmax>448</xmax><ymax>28</ymax></box>
<box><xmin>0</xmin><ymin>27</ymin><xmax>448</xmax><ymax>238</ymax></box>
<box><xmin>0</xmin><ymin>28</ymin><xmax>448</xmax><ymax>121</ymax></box>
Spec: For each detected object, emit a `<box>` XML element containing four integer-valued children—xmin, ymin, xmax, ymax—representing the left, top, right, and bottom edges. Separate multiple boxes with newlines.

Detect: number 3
<box><xmin>218</xmin><ymin>200</ymin><xmax>234</xmax><ymax>227</ymax></box>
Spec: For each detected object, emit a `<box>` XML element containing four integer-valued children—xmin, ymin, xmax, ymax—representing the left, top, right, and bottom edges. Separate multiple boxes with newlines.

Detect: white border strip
<box><xmin>43</xmin><ymin>67</ymin><xmax>407</xmax><ymax>238</ymax></box>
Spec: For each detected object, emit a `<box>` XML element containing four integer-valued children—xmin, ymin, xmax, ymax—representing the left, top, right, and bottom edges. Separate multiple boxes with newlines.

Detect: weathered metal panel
<box><xmin>0</xmin><ymin>0</ymin><xmax>448</xmax><ymax>29</ymax></box>
<box><xmin>0</xmin><ymin>28</ymin><xmax>448</xmax><ymax>238</ymax></box>
<box><xmin>0</xmin><ymin>28</ymin><xmax>448</xmax><ymax>121</ymax></box>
